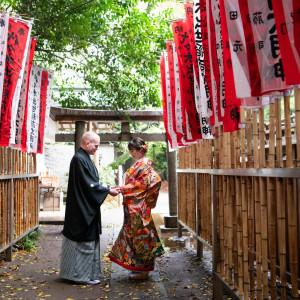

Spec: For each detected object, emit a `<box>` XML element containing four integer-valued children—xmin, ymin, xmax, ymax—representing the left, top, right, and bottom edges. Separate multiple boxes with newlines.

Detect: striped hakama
<box><xmin>59</xmin><ymin>236</ymin><xmax>101</xmax><ymax>282</ymax></box>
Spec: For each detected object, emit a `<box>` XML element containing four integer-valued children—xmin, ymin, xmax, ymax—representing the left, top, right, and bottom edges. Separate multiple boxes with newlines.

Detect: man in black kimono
<box><xmin>59</xmin><ymin>131</ymin><xmax>119</xmax><ymax>285</ymax></box>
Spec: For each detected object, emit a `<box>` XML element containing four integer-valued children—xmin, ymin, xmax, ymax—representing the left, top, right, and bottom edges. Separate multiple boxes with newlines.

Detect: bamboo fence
<box><xmin>0</xmin><ymin>147</ymin><xmax>39</xmax><ymax>260</ymax></box>
<box><xmin>177</xmin><ymin>90</ymin><xmax>300</xmax><ymax>299</ymax></box>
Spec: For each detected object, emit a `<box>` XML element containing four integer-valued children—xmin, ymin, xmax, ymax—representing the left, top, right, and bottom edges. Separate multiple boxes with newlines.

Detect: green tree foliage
<box><xmin>3</xmin><ymin>0</ymin><xmax>173</xmax><ymax>109</ymax></box>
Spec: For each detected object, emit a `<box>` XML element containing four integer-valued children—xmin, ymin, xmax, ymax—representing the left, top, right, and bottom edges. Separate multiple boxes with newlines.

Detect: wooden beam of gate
<box><xmin>55</xmin><ymin>133</ymin><xmax>166</xmax><ymax>143</ymax></box>
<box><xmin>50</xmin><ymin>107</ymin><xmax>164</xmax><ymax>122</ymax></box>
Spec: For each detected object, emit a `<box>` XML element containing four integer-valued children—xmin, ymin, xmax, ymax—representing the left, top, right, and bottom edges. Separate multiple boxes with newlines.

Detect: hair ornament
<box><xmin>141</xmin><ymin>144</ymin><xmax>148</xmax><ymax>150</ymax></box>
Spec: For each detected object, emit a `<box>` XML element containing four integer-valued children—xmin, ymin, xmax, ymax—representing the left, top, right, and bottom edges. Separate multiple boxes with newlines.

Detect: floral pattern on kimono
<box><xmin>108</xmin><ymin>158</ymin><xmax>164</xmax><ymax>271</ymax></box>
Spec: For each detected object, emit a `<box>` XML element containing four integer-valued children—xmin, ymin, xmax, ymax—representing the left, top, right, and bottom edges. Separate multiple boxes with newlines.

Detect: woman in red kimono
<box><xmin>109</xmin><ymin>137</ymin><xmax>164</xmax><ymax>280</ymax></box>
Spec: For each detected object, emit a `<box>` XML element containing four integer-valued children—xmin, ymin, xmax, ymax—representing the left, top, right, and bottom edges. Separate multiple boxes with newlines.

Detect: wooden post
<box><xmin>75</xmin><ymin>121</ymin><xmax>85</xmax><ymax>152</ymax></box>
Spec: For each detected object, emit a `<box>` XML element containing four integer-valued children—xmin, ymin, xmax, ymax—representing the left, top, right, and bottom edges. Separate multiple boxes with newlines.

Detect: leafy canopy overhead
<box><xmin>3</xmin><ymin>0</ymin><xmax>175</xmax><ymax>109</ymax></box>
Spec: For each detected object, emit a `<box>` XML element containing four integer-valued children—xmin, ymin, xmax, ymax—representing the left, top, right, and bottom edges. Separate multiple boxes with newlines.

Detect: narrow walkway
<box><xmin>0</xmin><ymin>193</ymin><xmax>214</xmax><ymax>300</ymax></box>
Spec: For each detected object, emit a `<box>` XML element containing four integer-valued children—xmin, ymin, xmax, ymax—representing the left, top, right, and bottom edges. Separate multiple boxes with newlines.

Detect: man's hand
<box><xmin>109</xmin><ymin>186</ymin><xmax>121</xmax><ymax>196</ymax></box>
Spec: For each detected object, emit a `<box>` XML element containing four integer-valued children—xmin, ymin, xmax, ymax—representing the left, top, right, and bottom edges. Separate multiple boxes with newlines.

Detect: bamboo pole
<box><xmin>4</xmin><ymin>181</ymin><xmax>7</xmax><ymax>244</ymax></box>
<box><xmin>275</xmin><ymin>97</ymin><xmax>283</xmax><ymax>167</ymax></box>
<box><xmin>259</xmin><ymin>108</ymin><xmax>266</xmax><ymax>168</ymax></box>
<box><xmin>259</xmin><ymin>177</ymin><xmax>268</xmax><ymax>299</ymax></box>
<box><xmin>268</xmin><ymin>102</ymin><xmax>276</xmax><ymax>168</ymax></box>
<box><xmin>267</xmin><ymin>178</ymin><xmax>277</xmax><ymax>299</ymax></box>
<box><xmin>254</xmin><ymin>177</ymin><xmax>262</xmax><ymax>300</ymax></box>
<box><xmin>241</xmin><ymin>176</ymin><xmax>249</xmax><ymax>299</ymax></box>
<box><xmin>235</xmin><ymin>127</ymin><xmax>241</xmax><ymax>168</ymax></box>
<box><xmin>295</xmin><ymin>88</ymin><xmax>300</xmax><ymax>167</ymax></box>
<box><xmin>0</xmin><ymin>181</ymin><xmax>2</xmax><ymax>247</ymax></box>
<box><xmin>232</xmin><ymin>179</ymin><xmax>238</xmax><ymax>291</ymax></box>
<box><xmin>218</xmin><ymin>175</ymin><xmax>225</xmax><ymax>277</ymax></box>
<box><xmin>286</xmin><ymin>178</ymin><xmax>299</xmax><ymax>298</ymax></box>
<box><xmin>219</xmin><ymin>126</ymin><xmax>224</xmax><ymax>168</ymax></box>
<box><xmin>223</xmin><ymin>176</ymin><xmax>229</xmax><ymax>283</ymax></box>
<box><xmin>246</xmin><ymin>109</ymin><xmax>252</xmax><ymax>168</ymax></box>
<box><xmin>240</xmin><ymin>107</ymin><xmax>246</xmax><ymax>168</ymax></box>
<box><xmin>276</xmin><ymin>178</ymin><xmax>287</xmax><ymax>299</ymax></box>
<box><xmin>284</xmin><ymin>93</ymin><xmax>293</xmax><ymax>167</ymax></box>
<box><xmin>235</xmin><ymin>176</ymin><xmax>243</xmax><ymax>296</ymax></box>
<box><xmin>247</xmin><ymin>177</ymin><xmax>255</xmax><ymax>300</ymax></box>
<box><xmin>215</xmin><ymin>127</ymin><xmax>220</xmax><ymax>169</ymax></box>
<box><xmin>227</xmin><ymin>177</ymin><xmax>233</xmax><ymax>286</ymax></box>
<box><xmin>253</xmin><ymin>110</ymin><xmax>259</xmax><ymax>168</ymax></box>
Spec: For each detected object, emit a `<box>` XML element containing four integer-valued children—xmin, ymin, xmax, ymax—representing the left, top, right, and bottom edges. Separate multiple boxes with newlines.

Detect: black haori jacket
<box><xmin>62</xmin><ymin>147</ymin><xmax>110</xmax><ymax>242</ymax></box>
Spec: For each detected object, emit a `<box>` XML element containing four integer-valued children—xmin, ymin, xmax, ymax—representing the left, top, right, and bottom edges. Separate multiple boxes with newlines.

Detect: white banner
<box><xmin>193</xmin><ymin>0</ymin><xmax>211</xmax><ymax>118</ymax></box>
<box><xmin>27</xmin><ymin>65</ymin><xmax>42</xmax><ymax>153</ymax></box>
<box><xmin>247</xmin><ymin>0</ymin><xmax>288</xmax><ymax>94</ymax></box>
<box><xmin>223</xmin><ymin>0</ymin><xmax>251</xmax><ymax>98</ymax></box>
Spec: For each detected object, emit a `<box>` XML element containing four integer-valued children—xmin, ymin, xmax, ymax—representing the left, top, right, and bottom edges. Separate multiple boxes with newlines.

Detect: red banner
<box><xmin>37</xmin><ymin>70</ymin><xmax>48</xmax><ymax>154</ymax></box>
<box><xmin>199</xmin><ymin>0</ymin><xmax>215</xmax><ymax>125</ymax></box>
<box><xmin>223</xmin><ymin>105</ymin><xmax>240</xmax><ymax>132</ymax></box>
<box><xmin>172</xmin><ymin>20</ymin><xmax>202</xmax><ymax>141</ymax></box>
<box><xmin>219</xmin><ymin>0</ymin><xmax>241</xmax><ymax>106</ymax></box>
<box><xmin>293</xmin><ymin>0</ymin><xmax>300</xmax><ymax>58</ymax></box>
<box><xmin>0</xmin><ymin>18</ymin><xmax>30</xmax><ymax>146</ymax></box>
<box><xmin>272</xmin><ymin>0</ymin><xmax>300</xmax><ymax>86</ymax></box>
<box><xmin>21</xmin><ymin>38</ymin><xmax>36</xmax><ymax>152</ymax></box>
<box><xmin>166</xmin><ymin>42</ymin><xmax>177</xmax><ymax>137</ymax></box>
<box><xmin>185</xmin><ymin>2</ymin><xmax>200</xmax><ymax>87</ymax></box>
<box><xmin>160</xmin><ymin>54</ymin><xmax>172</xmax><ymax>146</ymax></box>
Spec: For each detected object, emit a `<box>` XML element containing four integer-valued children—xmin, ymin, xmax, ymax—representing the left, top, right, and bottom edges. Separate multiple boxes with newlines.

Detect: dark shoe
<box><xmin>129</xmin><ymin>272</ymin><xmax>149</xmax><ymax>280</ymax></box>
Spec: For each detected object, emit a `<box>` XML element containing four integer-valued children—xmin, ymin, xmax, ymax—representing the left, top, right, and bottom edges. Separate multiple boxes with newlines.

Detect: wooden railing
<box><xmin>0</xmin><ymin>147</ymin><xmax>39</xmax><ymax>261</ymax></box>
<box><xmin>177</xmin><ymin>90</ymin><xmax>300</xmax><ymax>299</ymax></box>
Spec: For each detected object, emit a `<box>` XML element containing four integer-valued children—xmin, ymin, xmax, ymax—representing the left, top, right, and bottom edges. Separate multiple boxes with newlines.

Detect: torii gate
<box><xmin>50</xmin><ymin>106</ymin><xmax>178</xmax><ymax>227</ymax></box>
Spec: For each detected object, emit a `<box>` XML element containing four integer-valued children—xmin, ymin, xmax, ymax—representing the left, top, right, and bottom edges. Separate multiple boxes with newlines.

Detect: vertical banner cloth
<box><xmin>219</xmin><ymin>0</ymin><xmax>241</xmax><ymax>106</ymax></box>
<box><xmin>13</xmin><ymin>37</ymin><xmax>36</xmax><ymax>149</ymax></box>
<box><xmin>0</xmin><ymin>12</ymin><xmax>9</xmax><ymax>112</ymax></box>
<box><xmin>0</xmin><ymin>18</ymin><xmax>30</xmax><ymax>146</ymax></box>
<box><xmin>26</xmin><ymin>65</ymin><xmax>42</xmax><ymax>153</ymax></box>
<box><xmin>44</xmin><ymin>70</ymin><xmax>54</xmax><ymax>135</ymax></box>
<box><xmin>272</xmin><ymin>0</ymin><xmax>300</xmax><ymax>86</ymax></box>
<box><xmin>193</xmin><ymin>0</ymin><xmax>211</xmax><ymax>119</ymax></box>
<box><xmin>37</xmin><ymin>70</ymin><xmax>48</xmax><ymax>154</ymax></box>
<box><xmin>172</xmin><ymin>43</ymin><xmax>188</xmax><ymax>145</ymax></box>
<box><xmin>160</xmin><ymin>54</ymin><xmax>172</xmax><ymax>146</ymax></box>
<box><xmin>164</xmin><ymin>53</ymin><xmax>179</xmax><ymax>149</ymax></box>
<box><xmin>21</xmin><ymin>38</ymin><xmax>36</xmax><ymax>152</ymax></box>
<box><xmin>245</xmin><ymin>0</ymin><xmax>288</xmax><ymax>95</ymax></box>
<box><xmin>172</xmin><ymin>20</ymin><xmax>202</xmax><ymax>141</ymax></box>
<box><xmin>186</xmin><ymin>2</ymin><xmax>214</xmax><ymax>139</ymax></box>
<box><xmin>223</xmin><ymin>0</ymin><xmax>254</xmax><ymax>98</ymax></box>
<box><xmin>10</xmin><ymin>19</ymin><xmax>33</xmax><ymax>146</ymax></box>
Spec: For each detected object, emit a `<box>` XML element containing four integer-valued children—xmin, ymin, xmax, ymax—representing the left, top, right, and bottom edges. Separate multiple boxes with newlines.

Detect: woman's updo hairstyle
<box><xmin>128</xmin><ymin>137</ymin><xmax>148</xmax><ymax>153</ymax></box>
